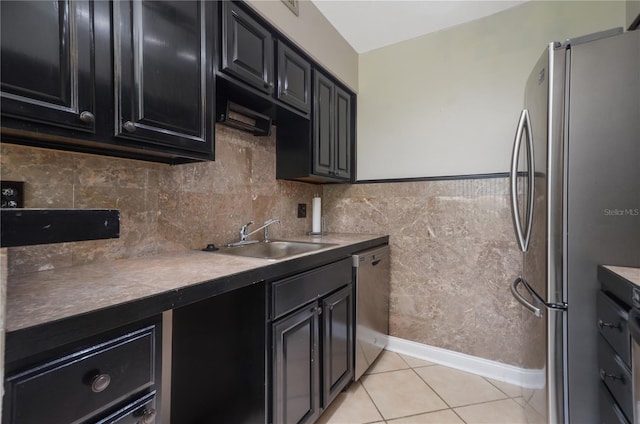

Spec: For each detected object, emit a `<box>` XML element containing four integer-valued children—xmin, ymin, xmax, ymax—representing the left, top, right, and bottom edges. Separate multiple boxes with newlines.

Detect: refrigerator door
<box><xmin>510</xmin><ymin>43</ymin><xmax>567</xmax><ymax>424</ymax></box>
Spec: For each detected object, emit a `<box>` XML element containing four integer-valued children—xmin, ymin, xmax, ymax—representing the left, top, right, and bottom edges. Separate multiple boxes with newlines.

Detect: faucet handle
<box><xmin>240</xmin><ymin>221</ymin><xmax>254</xmax><ymax>240</ymax></box>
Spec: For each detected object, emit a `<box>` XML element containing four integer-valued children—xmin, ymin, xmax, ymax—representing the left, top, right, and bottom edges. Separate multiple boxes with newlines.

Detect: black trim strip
<box><xmin>354</xmin><ymin>172</ymin><xmax>509</xmax><ymax>184</ymax></box>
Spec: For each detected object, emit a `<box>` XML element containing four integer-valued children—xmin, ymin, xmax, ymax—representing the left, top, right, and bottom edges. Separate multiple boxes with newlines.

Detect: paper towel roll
<box><xmin>312</xmin><ymin>196</ymin><xmax>322</xmax><ymax>233</ymax></box>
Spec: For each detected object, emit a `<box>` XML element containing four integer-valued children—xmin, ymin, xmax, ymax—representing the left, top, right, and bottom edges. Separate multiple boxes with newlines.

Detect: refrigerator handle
<box><xmin>523</xmin><ymin>111</ymin><xmax>535</xmax><ymax>252</ymax></box>
<box><xmin>511</xmin><ymin>277</ymin><xmax>543</xmax><ymax>318</ymax></box>
<box><xmin>510</xmin><ymin>109</ymin><xmax>528</xmax><ymax>252</ymax></box>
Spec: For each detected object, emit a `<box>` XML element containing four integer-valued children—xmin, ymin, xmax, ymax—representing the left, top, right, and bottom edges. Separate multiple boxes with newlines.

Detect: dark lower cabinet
<box><xmin>2</xmin><ymin>316</ymin><xmax>162</xmax><ymax>424</ymax></box>
<box><xmin>114</xmin><ymin>0</ymin><xmax>215</xmax><ymax>155</ymax></box>
<box><xmin>0</xmin><ymin>0</ymin><xmax>96</xmax><ymax>132</ymax></box>
<box><xmin>271</xmin><ymin>258</ymin><xmax>354</xmax><ymax>424</ymax></box>
<box><xmin>322</xmin><ymin>285</ymin><xmax>353</xmax><ymax>406</ymax></box>
<box><xmin>273</xmin><ymin>305</ymin><xmax>321</xmax><ymax>424</ymax></box>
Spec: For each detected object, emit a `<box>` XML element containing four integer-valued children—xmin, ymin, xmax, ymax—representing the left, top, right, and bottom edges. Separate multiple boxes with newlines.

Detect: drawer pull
<box><xmin>600</xmin><ymin>368</ymin><xmax>625</xmax><ymax>382</ymax></box>
<box><xmin>123</xmin><ymin>121</ymin><xmax>136</xmax><ymax>133</ymax></box>
<box><xmin>79</xmin><ymin>111</ymin><xmax>95</xmax><ymax>123</ymax></box>
<box><xmin>138</xmin><ymin>408</ymin><xmax>156</xmax><ymax>424</ymax></box>
<box><xmin>90</xmin><ymin>373</ymin><xmax>111</xmax><ymax>393</ymax></box>
<box><xmin>598</xmin><ymin>319</ymin><xmax>621</xmax><ymax>331</ymax></box>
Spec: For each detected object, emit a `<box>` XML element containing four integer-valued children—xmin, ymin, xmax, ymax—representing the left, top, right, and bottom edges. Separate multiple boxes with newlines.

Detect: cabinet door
<box><xmin>222</xmin><ymin>2</ymin><xmax>273</xmax><ymax>94</ymax></box>
<box><xmin>323</xmin><ymin>284</ymin><xmax>353</xmax><ymax>406</ymax></box>
<box><xmin>277</xmin><ymin>41</ymin><xmax>311</xmax><ymax>113</ymax></box>
<box><xmin>273</xmin><ymin>305</ymin><xmax>321</xmax><ymax>424</ymax></box>
<box><xmin>334</xmin><ymin>86</ymin><xmax>352</xmax><ymax>180</ymax></box>
<box><xmin>313</xmin><ymin>72</ymin><xmax>334</xmax><ymax>178</ymax></box>
<box><xmin>114</xmin><ymin>0</ymin><xmax>214</xmax><ymax>155</ymax></box>
<box><xmin>0</xmin><ymin>0</ymin><xmax>95</xmax><ymax>132</ymax></box>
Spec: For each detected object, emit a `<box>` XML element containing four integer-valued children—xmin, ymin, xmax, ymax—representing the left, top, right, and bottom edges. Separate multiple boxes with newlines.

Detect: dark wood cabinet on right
<box><xmin>276</xmin><ymin>70</ymin><xmax>355</xmax><ymax>183</ymax></box>
<box><xmin>313</xmin><ymin>71</ymin><xmax>351</xmax><ymax>180</ymax></box>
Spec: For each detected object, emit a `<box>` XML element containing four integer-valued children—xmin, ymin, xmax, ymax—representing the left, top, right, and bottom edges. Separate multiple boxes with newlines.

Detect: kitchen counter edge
<box><xmin>5</xmin><ymin>234</ymin><xmax>388</xmax><ymax>363</ymax></box>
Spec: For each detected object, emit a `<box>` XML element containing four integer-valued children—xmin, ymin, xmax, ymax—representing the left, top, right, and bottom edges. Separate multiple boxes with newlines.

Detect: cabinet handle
<box><xmin>79</xmin><ymin>111</ymin><xmax>95</xmax><ymax>123</ymax></box>
<box><xmin>598</xmin><ymin>319</ymin><xmax>621</xmax><ymax>331</ymax></box>
<box><xmin>90</xmin><ymin>373</ymin><xmax>111</xmax><ymax>393</ymax></box>
<box><xmin>600</xmin><ymin>368</ymin><xmax>624</xmax><ymax>382</ymax></box>
<box><xmin>123</xmin><ymin>121</ymin><xmax>136</xmax><ymax>133</ymax></box>
<box><xmin>138</xmin><ymin>408</ymin><xmax>156</xmax><ymax>424</ymax></box>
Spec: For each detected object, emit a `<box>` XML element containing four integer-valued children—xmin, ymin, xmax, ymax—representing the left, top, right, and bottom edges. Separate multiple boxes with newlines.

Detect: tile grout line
<box><xmin>357</xmin><ymin>378</ymin><xmax>390</xmax><ymax>423</ymax></box>
<box><xmin>407</xmin><ymin>364</ymin><xmax>470</xmax><ymax>423</ymax></box>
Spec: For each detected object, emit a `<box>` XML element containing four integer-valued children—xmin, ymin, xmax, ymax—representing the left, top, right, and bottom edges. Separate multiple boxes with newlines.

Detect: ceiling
<box><xmin>310</xmin><ymin>0</ymin><xmax>528</xmax><ymax>53</ymax></box>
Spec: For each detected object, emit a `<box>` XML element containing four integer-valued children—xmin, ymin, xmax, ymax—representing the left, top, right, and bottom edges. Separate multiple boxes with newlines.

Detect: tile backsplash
<box><xmin>0</xmin><ymin>125</ymin><xmax>319</xmax><ymax>275</ymax></box>
<box><xmin>2</xmin><ymin>132</ymin><xmax>526</xmax><ymax>368</ymax></box>
<box><xmin>324</xmin><ymin>178</ymin><xmax>526</xmax><ymax>367</ymax></box>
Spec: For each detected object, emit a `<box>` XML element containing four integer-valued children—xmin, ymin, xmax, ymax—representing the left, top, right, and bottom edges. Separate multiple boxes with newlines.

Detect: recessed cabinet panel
<box><xmin>334</xmin><ymin>87</ymin><xmax>352</xmax><ymax>180</ymax></box>
<box><xmin>114</xmin><ymin>0</ymin><xmax>214</xmax><ymax>154</ymax></box>
<box><xmin>0</xmin><ymin>0</ymin><xmax>95</xmax><ymax>132</ymax></box>
<box><xmin>273</xmin><ymin>306</ymin><xmax>320</xmax><ymax>424</ymax></box>
<box><xmin>313</xmin><ymin>73</ymin><xmax>334</xmax><ymax>177</ymax></box>
<box><xmin>323</xmin><ymin>284</ymin><xmax>353</xmax><ymax>406</ymax></box>
<box><xmin>277</xmin><ymin>41</ymin><xmax>311</xmax><ymax>113</ymax></box>
<box><xmin>222</xmin><ymin>2</ymin><xmax>273</xmax><ymax>94</ymax></box>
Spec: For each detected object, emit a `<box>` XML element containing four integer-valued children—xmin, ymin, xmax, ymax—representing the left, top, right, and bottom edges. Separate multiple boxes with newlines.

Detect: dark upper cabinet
<box><xmin>114</xmin><ymin>0</ymin><xmax>215</xmax><ymax>155</ymax></box>
<box><xmin>275</xmin><ymin>70</ymin><xmax>355</xmax><ymax>183</ymax></box>
<box><xmin>313</xmin><ymin>71</ymin><xmax>352</xmax><ymax>181</ymax></box>
<box><xmin>0</xmin><ymin>1</ymin><xmax>96</xmax><ymax>132</ymax></box>
<box><xmin>221</xmin><ymin>1</ymin><xmax>273</xmax><ymax>94</ymax></box>
<box><xmin>277</xmin><ymin>41</ymin><xmax>311</xmax><ymax>113</ymax></box>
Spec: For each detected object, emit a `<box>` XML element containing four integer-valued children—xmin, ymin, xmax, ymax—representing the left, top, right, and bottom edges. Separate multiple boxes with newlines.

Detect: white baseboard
<box><xmin>385</xmin><ymin>336</ymin><xmax>545</xmax><ymax>389</ymax></box>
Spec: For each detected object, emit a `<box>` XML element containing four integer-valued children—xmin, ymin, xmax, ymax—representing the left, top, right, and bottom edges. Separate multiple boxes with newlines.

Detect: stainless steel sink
<box><xmin>216</xmin><ymin>240</ymin><xmax>336</xmax><ymax>260</ymax></box>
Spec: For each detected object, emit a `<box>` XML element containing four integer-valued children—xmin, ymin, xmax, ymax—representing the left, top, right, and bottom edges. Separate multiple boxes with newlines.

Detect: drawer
<box><xmin>599</xmin><ymin>382</ymin><xmax>630</xmax><ymax>424</ymax></box>
<box><xmin>5</xmin><ymin>324</ymin><xmax>157</xmax><ymax>424</ymax></box>
<box><xmin>598</xmin><ymin>290</ymin><xmax>631</xmax><ymax>368</ymax></box>
<box><xmin>96</xmin><ymin>391</ymin><xmax>157</xmax><ymax>424</ymax></box>
<box><xmin>272</xmin><ymin>258</ymin><xmax>352</xmax><ymax>320</ymax></box>
<box><xmin>598</xmin><ymin>335</ymin><xmax>633</xmax><ymax>422</ymax></box>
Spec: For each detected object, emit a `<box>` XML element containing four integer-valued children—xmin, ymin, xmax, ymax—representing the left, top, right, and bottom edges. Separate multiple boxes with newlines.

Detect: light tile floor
<box><xmin>317</xmin><ymin>350</ymin><xmax>527</xmax><ymax>424</ymax></box>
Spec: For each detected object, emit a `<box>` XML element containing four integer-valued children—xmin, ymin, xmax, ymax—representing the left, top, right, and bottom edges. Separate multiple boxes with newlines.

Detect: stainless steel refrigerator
<box><xmin>509</xmin><ymin>28</ymin><xmax>640</xmax><ymax>423</ymax></box>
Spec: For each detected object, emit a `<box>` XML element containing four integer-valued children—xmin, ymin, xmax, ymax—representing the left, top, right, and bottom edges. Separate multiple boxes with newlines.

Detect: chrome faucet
<box><xmin>232</xmin><ymin>218</ymin><xmax>281</xmax><ymax>246</ymax></box>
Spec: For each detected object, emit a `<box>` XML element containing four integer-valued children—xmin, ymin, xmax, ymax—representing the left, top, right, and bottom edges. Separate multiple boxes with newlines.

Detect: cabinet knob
<box><xmin>138</xmin><ymin>408</ymin><xmax>156</xmax><ymax>424</ymax></box>
<box><xmin>600</xmin><ymin>368</ymin><xmax>624</xmax><ymax>382</ymax></box>
<box><xmin>90</xmin><ymin>373</ymin><xmax>111</xmax><ymax>393</ymax></box>
<box><xmin>597</xmin><ymin>319</ymin><xmax>620</xmax><ymax>331</ymax></box>
<box><xmin>79</xmin><ymin>111</ymin><xmax>95</xmax><ymax>123</ymax></box>
<box><xmin>123</xmin><ymin>121</ymin><xmax>136</xmax><ymax>133</ymax></box>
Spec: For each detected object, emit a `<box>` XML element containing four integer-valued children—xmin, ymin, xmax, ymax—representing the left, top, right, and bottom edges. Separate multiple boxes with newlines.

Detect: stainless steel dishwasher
<box><xmin>353</xmin><ymin>245</ymin><xmax>390</xmax><ymax>380</ymax></box>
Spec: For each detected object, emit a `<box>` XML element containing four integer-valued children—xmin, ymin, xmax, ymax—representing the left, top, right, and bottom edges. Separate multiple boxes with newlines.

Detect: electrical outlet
<box><xmin>297</xmin><ymin>203</ymin><xmax>307</xmax><ymax>218</ymax></box>
<box><xmin>1</xmin><ymin>181</ymin><xmax>24</xmax><ymax>208</ymax></box>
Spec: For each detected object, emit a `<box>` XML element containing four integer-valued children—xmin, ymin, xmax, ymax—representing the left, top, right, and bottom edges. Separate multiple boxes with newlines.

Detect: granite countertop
<box><xmin>6</xmin><ymin>233</ymin><xmax>387</xmax><ymax>334</ymax></box>
<box><xmin>601</xmin><ymin>265</ymin><xmax>640</xmax><ymax>288</ymax></box>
